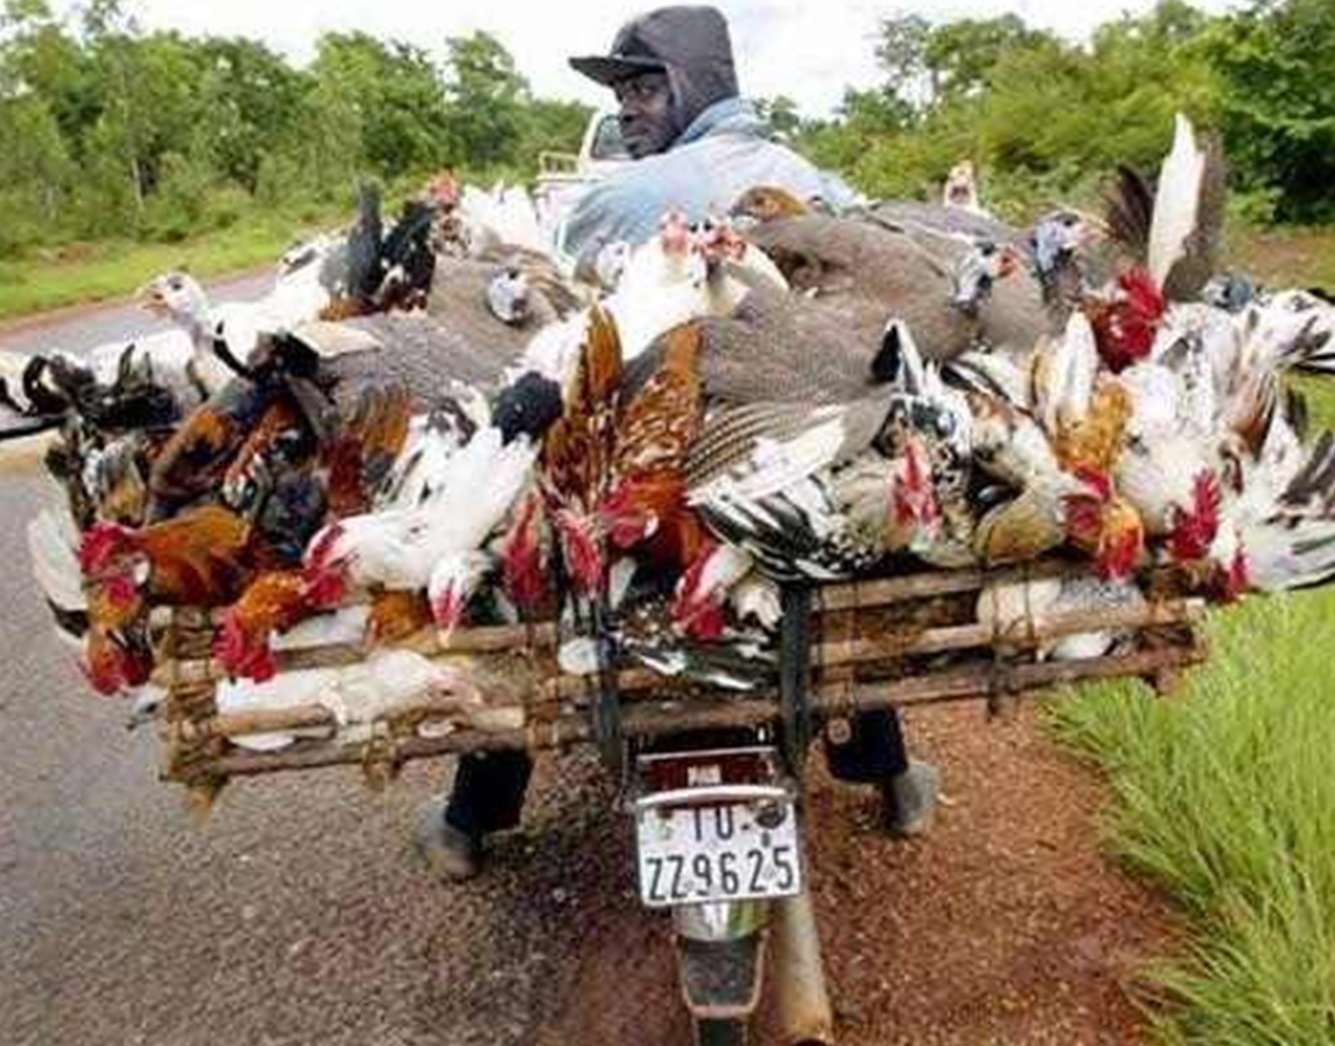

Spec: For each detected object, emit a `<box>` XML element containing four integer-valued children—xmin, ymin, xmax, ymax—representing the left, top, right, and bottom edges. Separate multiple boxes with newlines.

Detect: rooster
<box><xmin>215</xmin><ymin>570</ymin><xmax>311</xmax><ymax>682</ymax></box>
<box><xmin>1079</xmin><ymin>114</ymin><xmax>1226</xmax><ymax>371</ymax></box>
<box><xmin>1029</xmin><ymin>312</ymin><xmax>1145</xmax><ymax>577</ymax></box>
<box><xmin>538</xmin><ymin>306</ymin><xmax>623</xmax><ymax>596</ymax></box>
<box><xmin>684</xmin><ymin>393</ymin><xmax>941</xmax><ymax>586</ymax></box>
<box><xmin>79</xmin><ymin>504</ymin><xmax>256</xmax><ymax>694</ymax></box>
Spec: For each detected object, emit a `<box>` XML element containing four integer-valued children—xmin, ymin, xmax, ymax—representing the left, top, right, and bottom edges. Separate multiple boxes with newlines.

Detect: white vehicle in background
<box><xmin>535</xmin><ymin>110</ymin><xmax>630</xmax><ymax>259</ymax></box>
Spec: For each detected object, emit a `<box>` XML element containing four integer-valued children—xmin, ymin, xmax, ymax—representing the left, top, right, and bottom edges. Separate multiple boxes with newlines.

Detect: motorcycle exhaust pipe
<box><xmin>772</xmin><ymin>891</ymin><xmax>835</xmax><ymax>1046</ymax></box>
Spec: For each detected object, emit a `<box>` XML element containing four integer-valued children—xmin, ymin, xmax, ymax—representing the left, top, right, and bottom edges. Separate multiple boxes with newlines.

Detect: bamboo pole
<box><xmin>189</xmin><ymin>641</ymin><xmax>1205</xmax><ymax>781</ymax></box>
<box><xmin>171</xmin><ymin>599</ymin><xmax>1204</xmax><ymax>741</ymax></box>
<box><xmin>812</xmin><ymin>559</ymin><xmax>1079</xmax><ymax>611</ymax></box>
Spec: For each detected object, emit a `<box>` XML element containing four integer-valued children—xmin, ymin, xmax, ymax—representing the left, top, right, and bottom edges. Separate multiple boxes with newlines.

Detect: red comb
<box><xmin>79</xmin><ymin>522</ymin><xmax>131</xmax><ymax>575</ymax></box>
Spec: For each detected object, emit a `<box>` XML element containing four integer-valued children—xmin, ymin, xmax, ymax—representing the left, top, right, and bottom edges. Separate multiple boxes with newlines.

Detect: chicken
<box><xmin>303</xmin><ymin>369</ymin><xmax>563</xmax><ymax>617</ymax></box>
<box><xmin>146</xmin><ymin>369</ymin><xmax>280</xmax><ymax>521</ymax></box>
<box><xmin>598</xmin><ymin>323</ymin><xmax>709</xmax><ymax>576</ymax></box>
<box><xmin>497</xmin><ymin>488</ymin><xmax>552</xmax><ymax>617</ymax></box>
<box><xmin>684</xmin><ymin>394</ymin><xmax>940</xmax><ymax>585</ymax></box>
<box><xmin>321</xmin><ymin>382</ymin><xmax>413</xmax><ymax>518</ymax></box>
<box><xmin>28</xmin><ymin>504</ymin><xmax>89</xmax><ymax>648</ymax></box>
<box><xmin>591</xmin><ymin>210</ymin><xmax>756</xmax><ymax>366</ymax></box>
<box><xmin>977</xmin><ymin>573</ymin><xmax>1146</xmax><ymax>661</ymax></box>
<box><xmin>138</xmin><ymin>270</ymin><xmax>249</xmax><ymax>396</ymax></box>
<box><xmin>79</xmin><ymin>504</ymin><xmax>256</xmax><ymax>694</ymax></box>
<box><xmin>215</xmin><ymin>570</ymin><xmax>311</xmax><ymax>681</ymax></box>
<box><xmin>366</xmin><ymin>589</ymin><xmax>435</xmax><ymax>645</ymax></box>
<box><xmin>216</xmin><ymin>649</ymin><xmax>479</xmax><ymax>751</ymax></box>
<box><xmin>1029</xmin><ymin>312</ymin><xmax>1145</xmax><ymax>577</ymax></box>
<box><xmin>539</xmin><ymin>306</ymin><xmax>623</xmax><ymax>595</ymax></box>
<box><xmin>942</xmin><ymin>160</ymin><xmax>986</xmax><ymax>214</ymax></box>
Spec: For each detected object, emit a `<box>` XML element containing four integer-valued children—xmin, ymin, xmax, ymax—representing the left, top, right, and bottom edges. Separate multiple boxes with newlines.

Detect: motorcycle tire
<box><xmin>694</xmin><ymin>1017</ymin><xmax>748</xmax><ymax>1046</ymax></box>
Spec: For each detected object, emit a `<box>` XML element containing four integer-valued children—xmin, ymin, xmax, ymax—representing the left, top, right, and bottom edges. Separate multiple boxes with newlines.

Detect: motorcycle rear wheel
<box><xmin>694</xmin><ymin>1016</ymin><xmax>748</xmax><ymax>1046</ymax></box>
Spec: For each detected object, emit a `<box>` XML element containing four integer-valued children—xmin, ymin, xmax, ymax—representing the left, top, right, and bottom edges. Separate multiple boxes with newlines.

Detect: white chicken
<box><xmin>217</xmin><ymin>649</ymin><xmax>479</xmax><ymax>750</ymax></box>
<box><xmin>302</xmin><ymin>371</ymin><xmax>563</xmax><ymax>610</ymax></box>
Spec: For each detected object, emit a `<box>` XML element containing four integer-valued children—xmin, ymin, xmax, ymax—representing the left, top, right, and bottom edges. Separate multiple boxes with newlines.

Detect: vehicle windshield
<box><xmin>591</xmin><ymin>115</ymin><xmax>629</xmax><ymax>161</ymax></box>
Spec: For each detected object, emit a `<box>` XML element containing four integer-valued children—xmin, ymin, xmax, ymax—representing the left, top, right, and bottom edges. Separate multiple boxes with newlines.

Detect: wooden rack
<box><xmin>155</xmin><ymin>560</ymin><xmax>1209</xmax><ymax>805</ymax></box>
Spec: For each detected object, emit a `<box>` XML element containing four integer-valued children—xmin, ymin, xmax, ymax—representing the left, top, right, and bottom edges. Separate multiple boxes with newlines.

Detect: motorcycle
<box><xmin>611</xmin><ymin>588</ymin><xmax>836</xmax><ymax>1045</ymax></box>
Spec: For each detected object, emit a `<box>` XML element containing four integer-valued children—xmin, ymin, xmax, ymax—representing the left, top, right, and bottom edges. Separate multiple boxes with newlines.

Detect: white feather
<box><xmin>27</xmin><ymin>506</ymin><xmax>85</xmax><ymax>614</ymax></box>
<box><xmin>1148</xmin><ymin>113</ymin><xmax>1206</xmax><ymax>291</ymax></box>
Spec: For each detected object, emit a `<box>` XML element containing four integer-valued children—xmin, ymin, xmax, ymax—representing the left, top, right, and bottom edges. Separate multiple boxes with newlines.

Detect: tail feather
<box><xmin>1163</xmin><ymin>134</ymin><xmax>1226</xmax><ymax>301</ymax></box>
<box><xmin>1103</xmin><ymin>164</ymin><xmax>1154</xmax><ymax>261</ymax></box>
<box><xmin>28</xmin><ymin>506</ymin><xmax>88</xmax><ymax>641</ymax></box>
<box><xmin>345</xmin><ymin>183</ymin><xmax>384</xmax><ymax>302</ymax></box>
<box><xmin>1148</xmin><ymin>113</ymin><xmax>1207</xmax><ymax>293</ymax></box>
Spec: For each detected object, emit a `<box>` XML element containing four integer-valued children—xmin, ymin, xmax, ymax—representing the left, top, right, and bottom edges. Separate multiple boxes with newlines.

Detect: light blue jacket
<box><xmin>561</xmin><ymin>97</ymin><xmax>857</xmax><ymax>269</ymax></box>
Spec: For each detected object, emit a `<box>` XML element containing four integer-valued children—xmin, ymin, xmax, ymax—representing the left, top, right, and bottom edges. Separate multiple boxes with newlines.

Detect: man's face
<box><xmin>614</xmin><ymin>71</ymin><xmax>675</xmax><ymax>159</ymax></box>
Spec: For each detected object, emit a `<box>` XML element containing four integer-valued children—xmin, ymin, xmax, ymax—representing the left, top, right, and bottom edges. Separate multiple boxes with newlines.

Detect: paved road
<box><xmin>0</xmin><ymin>273</ymin><xmax>272</xmax><ymax>357</ymax></box>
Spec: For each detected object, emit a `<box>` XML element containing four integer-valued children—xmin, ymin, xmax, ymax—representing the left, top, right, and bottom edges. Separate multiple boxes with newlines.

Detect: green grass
<box><xmin>1048</xmin><ymin>596</ymin><xmax>1335</xmax><ymax>1043</ymax></box>
<box><xmin>1044</xmin><ymin>227</ymin><xmax>1335</xmax><ymax>1044</ymax></box>
<box><xmin>0</xmin><ymin>203</ymin><xmax>346</xmax><ymax>320</ymax></box>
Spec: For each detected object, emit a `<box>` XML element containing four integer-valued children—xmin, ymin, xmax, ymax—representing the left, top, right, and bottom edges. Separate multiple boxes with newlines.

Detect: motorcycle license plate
<box><xmin>636</xmin><ymin>800</ymin><xmax>802</xmax><ymax>908</ymax></box>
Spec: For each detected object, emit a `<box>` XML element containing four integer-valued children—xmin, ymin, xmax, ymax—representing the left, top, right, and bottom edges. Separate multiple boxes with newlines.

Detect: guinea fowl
<box><xmin>425</xmin><ymin>253</ymin><xmax>579</xmax><ymax>361</ymax></box>
<box><xmin>731</xmin><ymin>190</ymin><xmax>1051</xmax><ymax>361</ymax></box>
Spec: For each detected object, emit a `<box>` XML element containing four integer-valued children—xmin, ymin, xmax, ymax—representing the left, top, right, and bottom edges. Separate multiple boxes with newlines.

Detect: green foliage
<box><xmin>0</xmin><ymin>13</ymin><xmax>586</xmax><ymax>259</ymax></box>
<box><xmin>441</xmin><ymin>30</ymin><xmax>528</xmax><ymax>168</ymax></box>
<box><xmin>0</xmin><ymin>0</ymin><xmax>1329</xmax><ymax>271</ymax></box>
<box><xmin>797</xmin><ymin>0</ymin><xmax>1331</xmax><ymax>224</ymax></box>
<box><xmin>1202</xmin><ymin>0</ymin><xmax>1335</xmax><ymax>222</ymax></box>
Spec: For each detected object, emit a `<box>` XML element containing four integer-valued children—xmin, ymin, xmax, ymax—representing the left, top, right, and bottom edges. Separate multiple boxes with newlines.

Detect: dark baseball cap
<box><xmin>569</xmin><ymin>6</ymin><xmax>735</xmax><ymax>91</ymax></box>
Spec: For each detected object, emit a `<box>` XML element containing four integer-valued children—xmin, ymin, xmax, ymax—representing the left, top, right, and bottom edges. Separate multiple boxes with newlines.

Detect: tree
<box><xmin>190</xmin><ymin>37</ymin><xmax>308</xmax><ymax>192</ymax></box>
<box><xmin>874</xmin><ymin>12</ymin><xmax>932</xmax><ymax>106</ymax></box>
<box><xmin>923</xmin><ymin>16</ymin><xmax>1053</xmax><ymax>100</ymax></box>
<box><xmin>1204</xmin><ymin>0</ymin><xmax>1335</xmax><ymax>221</ymax></box>
<box><xmin>441</xmin><ymin>30</ymin><xmax>528</xmax><ymax>169</ymax></box>
<box><xmin>302</xmin><ymin>32</ymin><xmax>450</xmax><ymax>184</ymax></box>
<box><xmin>754</xmin><ymin>95</ymin><xmax>801</xmax><ymax>138</ymax></box>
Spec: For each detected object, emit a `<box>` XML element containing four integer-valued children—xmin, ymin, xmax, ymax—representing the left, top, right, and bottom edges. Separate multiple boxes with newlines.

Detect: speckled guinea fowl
<box><xmin>856</xmin><ymin>199</ymin><xmax>1021</xmax><ymax>246</ymax></box>
<box><xmin>424</xmin><ymin>254</ymin><xmax>573</xmax><ymax>359</ymax></box>
<box><xmin>741</xmin><ymin>213</ymin><xmax>1051</xmax><ymax>360</ymax></box>
<box><xmin>626</xmin><ymin>284</ymin><xmax>891</xmax><ymax>409</ymax></box>
<box><xmin>329</xmin><ymin>311</ymin><xmax>515</xmax><ymax>399</ymax></box>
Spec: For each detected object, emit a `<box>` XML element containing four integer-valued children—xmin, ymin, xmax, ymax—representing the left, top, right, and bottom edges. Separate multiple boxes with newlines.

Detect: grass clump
<box><xmin>1048</xmin><ymin>593</ymin><xmax>1335</xmax><ymax>1043</ymax></box>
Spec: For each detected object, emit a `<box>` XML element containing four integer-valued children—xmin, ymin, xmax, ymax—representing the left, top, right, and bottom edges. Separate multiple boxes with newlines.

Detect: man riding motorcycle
<box><xmin>416</xmin><ymin>5</ymin><xmax>940</xmax><ymax>882</ymax></box>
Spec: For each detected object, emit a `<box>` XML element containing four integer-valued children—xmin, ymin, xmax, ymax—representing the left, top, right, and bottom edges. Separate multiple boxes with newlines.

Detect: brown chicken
<box><xmin>81</xmin><ymin>504</ymin><xmax>254</xmax><ymax>607</ymax></box>
<box><xmin>215</xmin><ymin>570</ymin><xmax>311</xmax><ymax>681</ymax></box>
<box><xmin>598</xmin><ymin>323</ymin><xmax>710</xmax><ymax>574</ymax></box>
<box><xmin>79</xmin><ymin>505</ymin><xmax>254</xmax><ymax>694</ymax></box>
<box><xmin>366</xmin><ymin>589</ymin><xmax>435</xmax><ymax>645</ymax></box>
<box><xmin>323</xmin><ymin>382</ymin><xmax>413</xmax><ymax>518</ymax></box>
<box><xmin>539</xmin><ymin>306</ymin><xmax>623</xmax><ymax>594</ymax></box>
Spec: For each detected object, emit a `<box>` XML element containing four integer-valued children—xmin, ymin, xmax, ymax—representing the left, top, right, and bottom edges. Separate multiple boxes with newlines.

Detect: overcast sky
<box><xmin>55</xmin><ymin>0</ymin><xmax>1239</xmax><ymax>116</ymax></box>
